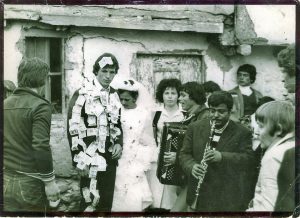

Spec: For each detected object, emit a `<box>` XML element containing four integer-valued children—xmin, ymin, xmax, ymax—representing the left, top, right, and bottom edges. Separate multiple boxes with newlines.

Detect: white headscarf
<box><xmin>113</xmin><ymin>77</ymin><xmax>155</xmax><ymax>112</ymax></box>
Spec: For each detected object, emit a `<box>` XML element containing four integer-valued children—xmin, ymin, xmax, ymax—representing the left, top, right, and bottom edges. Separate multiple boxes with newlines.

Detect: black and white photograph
<box><xmin>2</xmin><ymin>3</ymin><xmax>298</xmax><ymax>216</ymax></box>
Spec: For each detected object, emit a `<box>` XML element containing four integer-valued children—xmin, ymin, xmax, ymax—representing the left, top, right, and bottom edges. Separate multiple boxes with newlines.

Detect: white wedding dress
<box><xmin>111</xmin><ymin>106</ymin><xmax>156</xmax><ymax>211</ymax></box>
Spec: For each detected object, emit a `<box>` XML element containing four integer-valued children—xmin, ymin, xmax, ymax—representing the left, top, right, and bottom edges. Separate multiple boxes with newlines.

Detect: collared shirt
<box><xmin>187</xmin><ymin>104</ymin><xmax>201</xmax><ymax>117</ymax></box>
<box><xmin>184</xmin><ymin>104</ymin><xmax>209</xmax><ymax>125</ymax></box>
<box><xmin>93</xmin><ymin>78</ymin><xmax>121</xmax><ymax>108</ymax></box>
<box><xmin>248</xmin><ymin>132</ymin><xmax>295</xmax><ymax>211</ymax></box>
<box><xmin>156</xmin><ymin>107</ymin><xmax>185</xmax><ymax>146</ymax></box>
<box><xmin>239</xmin><ymin>85</ymin><xmax>253</xmax><ymax>96</ymax></box>
<box><xmin>251</xmin><ymin>114</ymin><xmax>261</xmax><ymax>151</ymax></box>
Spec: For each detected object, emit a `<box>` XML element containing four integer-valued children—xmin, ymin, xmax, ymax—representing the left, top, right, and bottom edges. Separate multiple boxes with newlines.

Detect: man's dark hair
<box><xmin>155</xmin><ymin>78</ymin><xmax>181</xmax><ymax>103</ymax></box>
<box><xmin>180</xmin><ymin>82</ymin><xmax>206</xmax><ymax>105</ymax></box>
<box><xmin>257</xmin><ymin>96</ymin><xmax>275</xmax><ymax>108</ymax></box>
<box><xmin>17</xmin><ymin>57</ymin><xmax>49</xmax><ymax>88</ymax></box>
<box><xmin>203</xmin><ymin>81</ymin><xmax>221</xmax><ymax>93</ymax></box>
<box><xmin>237</xmin><ymin>64</ymin><xmax>257</xmax><ymax>84</ymax></box>
<box><xmin>93</xmin><ymin>53</ymin><xmax>119</xmax><ymax>75</ymax></box>
<box><xmin>277</xmin><ymin>44</ymin><xmax>295</xmax><ymax>77</ymax></box>
<box><xmin>208</xmin><ymin>91</ymin><xmax>233</xmax><ymax>111</ymax></box>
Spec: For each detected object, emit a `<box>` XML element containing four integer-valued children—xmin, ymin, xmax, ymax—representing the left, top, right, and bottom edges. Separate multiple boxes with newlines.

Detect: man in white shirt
<box><xmin>229</xmin><ymin>64</ymin><xmax>262</xmax><ymax>122</ymax></box>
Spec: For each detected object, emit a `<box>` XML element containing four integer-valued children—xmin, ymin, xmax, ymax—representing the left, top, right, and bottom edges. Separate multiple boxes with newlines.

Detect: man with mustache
<box><xmin>179</xmin><ymin>91</ymin><xmax>255</xmax><ymax>211</ymax></box>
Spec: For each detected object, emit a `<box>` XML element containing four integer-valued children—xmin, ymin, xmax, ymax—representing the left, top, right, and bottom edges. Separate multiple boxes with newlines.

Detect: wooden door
<box><xmin>133</xmin><ymin>53</ymin><xmax>203</xmax><ymax>96</ymax></box>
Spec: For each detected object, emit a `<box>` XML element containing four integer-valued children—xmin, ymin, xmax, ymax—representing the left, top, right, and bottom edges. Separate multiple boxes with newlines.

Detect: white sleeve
<box><xmin>251</xmin><ymin>156</ymin><xmax>280</xmax><ymax>211</ymax></box>
<box><xmin>138</xmin><ymin>111</ymin><xmax>158</xmax><ymax>170</ymax></box>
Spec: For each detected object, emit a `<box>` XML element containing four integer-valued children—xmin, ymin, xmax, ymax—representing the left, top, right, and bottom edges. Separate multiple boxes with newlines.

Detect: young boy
<box><xmin>247</xmin><ymin>101</ymin><xmax>295</xmax><ymax>211</ymax></box>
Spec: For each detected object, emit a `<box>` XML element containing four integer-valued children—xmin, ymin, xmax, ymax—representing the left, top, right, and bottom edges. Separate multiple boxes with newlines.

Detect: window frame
<box><xmin>24</xmin><ymin>29</ymin><xmax>66</xmax><ymax>114</ymax></box>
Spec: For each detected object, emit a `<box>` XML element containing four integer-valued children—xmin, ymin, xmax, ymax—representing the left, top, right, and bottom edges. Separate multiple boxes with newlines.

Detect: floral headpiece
<box><xmin>118</xmin><ymin>79</ymin><xmax>139</xmax><ymax>92</ymax></box>
<box><xmin>98</xmin><ymin>56</ymin><xmax>113</xmax><ymax>69</ymax></box>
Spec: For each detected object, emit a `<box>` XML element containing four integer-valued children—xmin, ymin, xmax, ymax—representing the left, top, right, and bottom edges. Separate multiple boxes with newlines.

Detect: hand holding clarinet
<box><xmin>191</xmin><ymin>152</ymin><xmax>222</xmax><ymax>179</ymax></box>
<box><xmin>190</xmin><ymin>120</ymin><xmax>219</xmax><ymax>209</ymax></box>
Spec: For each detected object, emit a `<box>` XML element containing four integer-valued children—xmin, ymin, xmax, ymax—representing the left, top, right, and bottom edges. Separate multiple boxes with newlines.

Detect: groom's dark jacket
<box><xmin>67</xmin><ymin>87</ymin><xmax>123</xmax><ymax>211</ymax></box>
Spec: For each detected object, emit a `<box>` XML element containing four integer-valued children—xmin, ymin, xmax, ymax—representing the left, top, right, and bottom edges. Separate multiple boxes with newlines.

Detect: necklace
<box><xmin>213</xmin><ymin>120</ymin><xmax>229</xmax><ymax>134</ymax></box>
<box><xmin>182</xmin><ymin>114</ymin><xmax>195</xmax><ymax>124</ymax></box>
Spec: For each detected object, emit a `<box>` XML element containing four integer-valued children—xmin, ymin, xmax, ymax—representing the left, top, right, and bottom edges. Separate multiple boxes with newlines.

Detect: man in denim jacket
<box><xmin>4</xmin><ymin>58</ymin><xmax>60</xmax><ymax>212</ymax></box>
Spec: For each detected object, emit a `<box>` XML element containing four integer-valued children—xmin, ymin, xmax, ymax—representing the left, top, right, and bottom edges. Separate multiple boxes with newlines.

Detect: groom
<box><xmin>67</xmin><ymin>53</ymin><xmax>123</xmax><ymax>211</ymax></box>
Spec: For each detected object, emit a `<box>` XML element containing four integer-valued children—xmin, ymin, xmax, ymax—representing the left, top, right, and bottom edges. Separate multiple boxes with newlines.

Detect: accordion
<box><xmin>156</xmin><ymin>122</ymin><xmax>187</xmax><ymax>186</ymax></box>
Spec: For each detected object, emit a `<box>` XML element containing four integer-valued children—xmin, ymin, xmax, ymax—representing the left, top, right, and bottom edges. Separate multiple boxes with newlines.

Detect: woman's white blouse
<box><xmin>156</xmin><ymin>107</ymin><xmax>185</xmax><ymax>146</ymax></box>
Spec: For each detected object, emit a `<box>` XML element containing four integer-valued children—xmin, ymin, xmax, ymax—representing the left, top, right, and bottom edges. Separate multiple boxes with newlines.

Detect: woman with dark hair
<box><xmin>112</xmin><ymin>79</ymin><xmax>155</xmax><ymax>211</ymax></box>
<box><xmin>148</xmin><ymin>78</ymin><xmax>184</xmax><ymax>211</ymax></box>
<box><xmin>154</xmin><ymin>78</ymin><xmax>183</xmax><ymax>146</ymax></box>
<box><xmin>229</xmin><ymin>64</ymin><xmax>263</xmax><ymax>122</ymax></box>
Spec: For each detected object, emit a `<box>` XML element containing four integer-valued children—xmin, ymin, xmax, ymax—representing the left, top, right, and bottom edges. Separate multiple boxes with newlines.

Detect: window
<box><xmin>25</xmin><ymin>37</ymin><xmax>65</xmax><ymax>114</ymax></box>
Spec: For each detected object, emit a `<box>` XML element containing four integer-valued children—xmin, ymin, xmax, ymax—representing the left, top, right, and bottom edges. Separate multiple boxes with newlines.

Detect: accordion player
<box><xmin>156</xmin><ymin>121</ymin><xmax>187</xmax><ymax>186</ymax></box>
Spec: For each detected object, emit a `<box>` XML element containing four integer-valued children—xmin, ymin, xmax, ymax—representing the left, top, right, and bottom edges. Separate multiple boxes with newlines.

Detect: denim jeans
<box><xmin>4</xmin><ymin>170</ymin><xmax>47</xmax><ymax>212</ymax></box>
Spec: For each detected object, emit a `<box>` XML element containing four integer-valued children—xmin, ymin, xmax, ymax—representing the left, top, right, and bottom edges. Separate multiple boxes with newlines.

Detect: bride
<box><xmin>111</xmin><ymin>79</ymin><xmax>156</xmax><ymax>211</ymax></box>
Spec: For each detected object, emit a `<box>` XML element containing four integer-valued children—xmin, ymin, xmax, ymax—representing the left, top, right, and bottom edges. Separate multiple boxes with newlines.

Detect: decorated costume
<box><xmin>67</xmin><ymin>75</ymin><xmax>122</xmax><ymax>211</ymax></box>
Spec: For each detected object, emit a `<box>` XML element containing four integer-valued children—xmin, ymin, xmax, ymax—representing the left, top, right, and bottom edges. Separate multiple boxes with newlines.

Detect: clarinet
<box><xmin>190</xmin><ymin>120</ymin><xmax>216</xmax><ymax>210</ymax></box>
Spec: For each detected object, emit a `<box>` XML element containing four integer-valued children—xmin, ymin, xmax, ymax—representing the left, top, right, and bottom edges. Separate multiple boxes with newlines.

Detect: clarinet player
<box><xmin>179</xmin><ymin>91</ymin><xmax>256</xmax><ymax>212</ymax></box>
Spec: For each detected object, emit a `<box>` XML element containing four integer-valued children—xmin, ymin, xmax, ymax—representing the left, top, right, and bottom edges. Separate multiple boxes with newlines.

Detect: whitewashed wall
<box><xmin>206</xmin><ymin>45</ymin><xmax>287</xmax><ymax>100</ymax></box>
<box><xmin>246</xmin><ymin>5</ymin><xmax>295</xmax><ymax>45</ymax></box>
<box><xmin>65</xmin><ymin>28</ymin><xmax>208</xmax><ymax>98</ymax></box>
<box><xmin>4</xmin><ymin>22</ymin><xmax>23</xmax><ymax>83</ymax></box>
<box><xmin>4</xmin><ymin>24</ymin><xmax>289</xmax><ymax>102</ymax></box>
<box><xmin>4</xmin><ymin>4</ymin><xmax>295</xmax><ymax>98</ymax></box>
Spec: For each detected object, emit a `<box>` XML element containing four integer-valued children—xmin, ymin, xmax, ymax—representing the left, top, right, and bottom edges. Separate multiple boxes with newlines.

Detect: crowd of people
<box><xmin>3</xmin><ymin>45</ymin><xmax>297</xmax><ymax>214</ymax></box>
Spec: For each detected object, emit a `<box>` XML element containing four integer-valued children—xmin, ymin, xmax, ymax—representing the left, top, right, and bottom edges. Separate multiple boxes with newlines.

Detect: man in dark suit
<box><xmin>179</xmin><ymin>91</ymin><xmax>256</xmax><ymax>212</ymax></box>
<box><xmin>67</xmin><ymin>53</ymin><xmax>123</xmax><ymax>212</ymax></box>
